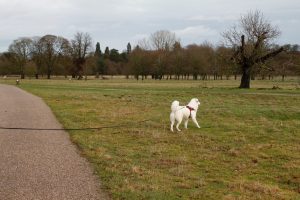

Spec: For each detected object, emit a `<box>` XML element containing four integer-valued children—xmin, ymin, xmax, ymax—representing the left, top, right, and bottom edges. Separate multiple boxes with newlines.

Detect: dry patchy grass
<box><xmin>1</xmin><ymin>77</ymin><xmax>299</xmax><ymax>199</ymax></box>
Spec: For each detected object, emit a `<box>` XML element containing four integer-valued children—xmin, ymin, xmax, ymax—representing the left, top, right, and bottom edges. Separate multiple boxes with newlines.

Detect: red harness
<box><xmin>186</xmin><ymin>106</ymin><xmax>195</xmax><ymax>118</ymax></box>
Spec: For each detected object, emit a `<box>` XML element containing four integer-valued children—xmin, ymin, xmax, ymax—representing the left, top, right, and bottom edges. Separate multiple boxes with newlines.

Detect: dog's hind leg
<box><xmin>184</xmin><ymin>119</ymin><xmax>189</xmax><ymax>129</ymax></box>
<box><xmin>170</xmin><ymin>122</ymin><xmax>174</xmax><ymax>132</ymax></box>
<box><xmin>176</xmin><ymin>119</ymin><xmax>182</xmax><ymax>132</ymax></box>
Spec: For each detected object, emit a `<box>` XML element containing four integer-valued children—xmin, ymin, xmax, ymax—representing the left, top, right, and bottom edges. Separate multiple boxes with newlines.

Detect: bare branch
<box><xmin>256</xmin><ymin>47</ymin><xmax>285</xmax><ymax>63</ymax></box>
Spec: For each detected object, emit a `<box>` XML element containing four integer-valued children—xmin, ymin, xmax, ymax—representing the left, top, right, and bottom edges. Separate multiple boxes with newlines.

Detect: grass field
<box><xmin>1</xmin><ymin>78</ymin><xmax>300</xmax><ymax>199</ymax></box>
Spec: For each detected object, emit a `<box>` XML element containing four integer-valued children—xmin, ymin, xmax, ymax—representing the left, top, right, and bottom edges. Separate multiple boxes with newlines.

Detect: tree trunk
<box><xmin>193</xmin><ymin>74</ymin><xmax>197</xmax><ymax>80</ymax></box>
<box><xmin>239</xmin><ymin>66</ymin><xmax>251</xmax><ymax>88</ymax></box>
<box><xmin>47</xmin><ymin>67</ymin><xmax>51</xmax><ymax>79</ymax></box>
<box><xmin>20</xmin><ymin>66</ymin><xmax>25</xmax><ymax>79</ymax></box>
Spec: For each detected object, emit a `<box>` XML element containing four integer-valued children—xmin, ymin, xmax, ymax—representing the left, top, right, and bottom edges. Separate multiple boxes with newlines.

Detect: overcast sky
<box><xmin>0</xmin><ymin>0</ymin><xmax>299</xmax><ymax>52</ymax></box>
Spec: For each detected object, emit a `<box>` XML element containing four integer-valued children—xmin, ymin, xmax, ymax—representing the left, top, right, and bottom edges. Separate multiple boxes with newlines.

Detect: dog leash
<box><xmin>0</xmin><ymin>119</ymin><xmax>151</xmax><ymax>131</ymax></box>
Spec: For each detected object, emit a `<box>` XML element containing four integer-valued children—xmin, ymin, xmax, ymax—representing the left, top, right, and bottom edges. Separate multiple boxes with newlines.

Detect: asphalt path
<box><xmin>0</xmin><ymin>84</ymin><xmax>109</xmax><ymax>200</ymax></box>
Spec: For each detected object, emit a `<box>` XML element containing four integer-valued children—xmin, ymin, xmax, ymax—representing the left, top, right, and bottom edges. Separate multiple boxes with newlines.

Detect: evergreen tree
<box><xmin>94</xmin><ymin>42</ymin><xmax>102</xmax><ymax>57</ymax></box>
<box><xmin>109</xmin><ymin>49</ymin><xmax>120</xmax><ymax>62</ymax></box>
<box><xmin>104</xmin><ymin>47</ymin><xmax>110</xmax><ymax>59</ymax></box>
<box><xmin>97</xmin><ymin>57</ymin><xmax>106</xmax><ymax>76</ymax></box>
<box><xmin>127</xmin><ymin>42</ymin><xmax>132</xmax><ymax>54</ymax></box>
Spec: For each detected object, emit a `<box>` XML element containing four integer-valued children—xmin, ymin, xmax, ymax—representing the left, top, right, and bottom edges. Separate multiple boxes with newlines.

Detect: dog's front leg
<box><xmin>170</xmin><ymin>113</ymin><xmax>175</xmax><ymax>132</ymax></box>
<box><xmin>191</xmin><ymin>113</ymin><xmax>201</xmax><ymax>128</ymax></box>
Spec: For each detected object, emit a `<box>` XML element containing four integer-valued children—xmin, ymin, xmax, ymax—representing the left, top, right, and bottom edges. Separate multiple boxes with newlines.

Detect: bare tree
<box><xmin>128</xmin><ymin>47</ymin><xmax>150</xmax><ymax>80</ymax></box>
<box><xmin>185</xmin><ymin>43</ymin><xmax>214</xmax><ymax>80</ymax></box>
<box><xmin>140</xmin><ymin>30</ymin><xmax>180</xmax><ymax>79</ymax></box>
<box><xmin>8</xmin><ymin>37</ymin><xmax>33</xmax><ymax>79</ymax></box>
<box><xmin>149</xmin><ymin>30</ymin><xmax>178</xmax><ymax>51</ymax></box>
<box><xmin>38</xmin><ymin>35</ymin><xmax>69</xmax><ymax>79</ymax></box>
<box><xmin>215</xmin><ymin>46</ymin><xmax>237</xmax><ymax>80</ymax></box>
<box><xmin>70</xmin><ymin>32</ymin><xmax>93</xmax><ymax>79</ymax></box>
<box><xmin>223</xmin><ymin>10</ymin><xmax>284</xmax><ymax>88</ymax></box>
<box><xmin>170</xmin><ymin>41</ymin><xmax>185</xmax><ymax>79</ymax></box>
<box><xmin>31</xmin><ymin>36</ymin><xmax>43</xmax><ymax>79</ymax></box>
<box><xmin>269</xmin><ymin>50</ymin><xmax>299</xmax><ymax>81</ymax></box>
<box><xmin>137</xmin><ymin>38</ymin><xmax>151</xmax><ymax>50</ymax></box>
<box><xmin>0</xmin><ymin>52</ymin><xmax>17</xmax><ymax>75</ymax></box>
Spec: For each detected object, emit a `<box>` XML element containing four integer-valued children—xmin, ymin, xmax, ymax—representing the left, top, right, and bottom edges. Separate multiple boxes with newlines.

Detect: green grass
<box><xmin>1</xmin><ymin>78</ymin><xmax>300</xmax><ymax>199</ymax></box>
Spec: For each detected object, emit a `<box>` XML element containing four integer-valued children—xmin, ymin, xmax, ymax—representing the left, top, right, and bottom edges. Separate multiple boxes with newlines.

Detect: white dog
<box><xmin>170</xmin><ymin>98</ymin><xmax>201</xmax><ymax>132</ymax></box>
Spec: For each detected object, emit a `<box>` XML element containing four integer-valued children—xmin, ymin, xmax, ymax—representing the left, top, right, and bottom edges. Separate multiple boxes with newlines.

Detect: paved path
<box><xmin>0</xmin><ymin>84</ymin><xmax>109</xmax><ymax>200</ymax></box>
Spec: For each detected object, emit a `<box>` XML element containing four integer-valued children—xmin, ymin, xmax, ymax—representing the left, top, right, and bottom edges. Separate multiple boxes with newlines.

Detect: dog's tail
<box><xmin>171</xmin><ymin>100</ymin><xmax>180</xmax><ymax>113</ymax></box>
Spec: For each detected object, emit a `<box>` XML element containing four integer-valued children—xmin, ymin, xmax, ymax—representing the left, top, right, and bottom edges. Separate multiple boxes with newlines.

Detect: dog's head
<box><xmin>188</xmin><ymin>98</ymin><xmax>200</xmax><ymax>109</ymax></box>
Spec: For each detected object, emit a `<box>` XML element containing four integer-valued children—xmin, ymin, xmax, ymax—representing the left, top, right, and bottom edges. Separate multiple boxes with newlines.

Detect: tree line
<box><xmin>0</xmin><ymin>11</ymin><xmax>299</xmax><ymax>88</ymax></box>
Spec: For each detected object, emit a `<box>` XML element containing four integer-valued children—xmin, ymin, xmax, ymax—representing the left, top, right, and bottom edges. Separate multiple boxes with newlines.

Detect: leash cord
<box><xmin>0</xmin><ymin>119</ymin><xmax>151</xmax><ymax>131</ymax></box>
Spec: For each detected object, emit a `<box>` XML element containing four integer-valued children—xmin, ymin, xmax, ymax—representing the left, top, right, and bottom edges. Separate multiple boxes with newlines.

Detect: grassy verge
<box><xmin>1</xmin><ymin>78</ymin><xmax>300</xmax><ymax>199</ymax></box>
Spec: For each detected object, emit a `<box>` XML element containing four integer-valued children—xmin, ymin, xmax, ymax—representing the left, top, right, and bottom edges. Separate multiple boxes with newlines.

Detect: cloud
<box><xmin>174</xmin><ymin>26</ymin><xmax>217</xmax><ymax>38</ymax></box>
<box><xmin>188</xmin><ymin>15</ymin><xmax>239</xmax><ymax>22</ymax></box>
<box><xmin>0</xmin><ymin>0</ymin><xmax>299</xmax><ymax>51</ymax></box>
<box><xmin>130</xmin><ymin>33</ymin><xmax>149</xmax><ymax>41</ymax></box>
<box><xmin>172</xmin><ymin>26</ymin><xmax>220</xmax><ymax>46</ymax></box>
